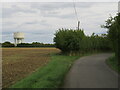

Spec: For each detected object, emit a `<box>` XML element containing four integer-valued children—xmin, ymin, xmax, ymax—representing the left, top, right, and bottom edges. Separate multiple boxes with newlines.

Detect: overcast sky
<box><xmin>1</xmin><ymin>2</ymin><xmax>118</xmax><ymax>43</ymax></box>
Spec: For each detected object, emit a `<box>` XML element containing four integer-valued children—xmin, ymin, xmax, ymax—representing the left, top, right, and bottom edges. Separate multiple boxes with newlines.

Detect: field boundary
<box><xmin>10</xmin><ymin>53</ymin><xmax>79</xmax><ymax>88</ymax></box>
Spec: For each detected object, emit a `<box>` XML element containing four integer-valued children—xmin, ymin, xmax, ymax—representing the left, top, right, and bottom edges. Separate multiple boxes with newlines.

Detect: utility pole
<box><xmin>77</xmin><ymin>21</ymin><xmax>80</xmax><ymax>30</ymax></box>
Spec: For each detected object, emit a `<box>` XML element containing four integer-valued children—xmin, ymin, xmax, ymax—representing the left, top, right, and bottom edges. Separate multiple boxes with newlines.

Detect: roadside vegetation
<box><xmin>106</xmin><ymin>55</ymin><xmax>120</xmax><ymax>73</ymax></box>
<box><xmin>102</xmin><ymin>13</ymin><xmax>120</xmax><ymax>72</ymax></box>
<box><xmin>10</xmin><ymin>54</ymin><xmax>79</xmax><ymax>88</ymax></box>
<box><xmin>102</xmin><ymin>13</ymin><xmax>120</xmax><ymax>60</ymax></box>
<box><xmin>54</xmin><ymin>29</ymin><xmax>111</xmax><ymax>56</ymax></box>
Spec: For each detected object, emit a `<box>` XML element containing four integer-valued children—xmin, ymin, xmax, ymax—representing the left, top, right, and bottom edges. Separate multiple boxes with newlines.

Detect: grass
<box><xmin>10</xmin><ymin>54</ymin><xmax>79</xmax><ymax>88</ymax></box>
<box><xmin>3</xmin><ymin>48</ymin><xmax>110</xmax><ymax>88</ymax></box>
<box><xmin>2</xmin><ymin>48</ymin><xmax>60</xmax><ymax>88</ymax></box>
<box><xmin>9</xmin><ymin>51</ymin><xmax>103</xmax><ymax>88</ymax></box>
<box><xmin>106</xmin><ymin>54</ymin><xmax>120</xmax><ymax>73</ymax></box>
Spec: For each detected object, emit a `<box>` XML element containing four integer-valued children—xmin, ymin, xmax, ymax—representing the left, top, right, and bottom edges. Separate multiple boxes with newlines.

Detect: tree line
<box><xmin>102</xmin><ymin>13</ymin><xmax>120</xmax><ymax>63</ymax></box>
<box><xmin>54</xmin><ymin>13</ymin><xmax>120</xmax><ymax>59</ymax></box>
<box><xmin>1</xmin><ymin>42</ymin><xmax>55</xmax><ymax>47</ymax></box>
<box><xmin>54</xmin><ymin>29</ymin><xmax>111</xmax><ymax>55</ymax></box>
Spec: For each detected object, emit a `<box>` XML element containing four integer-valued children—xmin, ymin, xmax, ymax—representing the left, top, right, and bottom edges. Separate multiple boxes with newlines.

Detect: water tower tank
<box><xmin>14</xmin><ymin>32</ymin><xmax>24</xmax><ymax>39</ymax></box>
<box><xmin>14</xmin><ymin>32</ymin><xmax>25</xmax><ymax>46</ymax></box>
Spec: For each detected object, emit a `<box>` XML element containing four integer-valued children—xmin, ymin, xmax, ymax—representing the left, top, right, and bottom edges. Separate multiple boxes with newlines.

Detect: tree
<box><xmin>54</xmin><ymin>28</ymin><xmax>110</xmax><ymax>55</ymax></box>
<box><xmin>54</xmin><ymin>29</ymin><xmax>85</xmax><ymax>54</ymax></box>
<box><xmin>2</xmin><ymin>41</ymin><xmax>14</xmax><ymax>47</ymax></box>
<box><xmin>102</xmin><ymin>13</ymin><xmax>120</xmax><ymax>62</ymax></box>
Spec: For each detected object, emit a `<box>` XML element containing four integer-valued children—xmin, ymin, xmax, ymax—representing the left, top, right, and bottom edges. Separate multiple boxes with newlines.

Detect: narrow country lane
<box><xmin>62</xmin><ymin>53</ymin><xmax>118</xmax><ymax>88</ymax></box>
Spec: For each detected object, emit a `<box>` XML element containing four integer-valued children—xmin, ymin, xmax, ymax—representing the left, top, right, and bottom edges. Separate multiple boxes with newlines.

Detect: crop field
<box><xmin>2</xmin><ymin>48</ymin><xmax>60</xmax><ymax>88</ymax></box>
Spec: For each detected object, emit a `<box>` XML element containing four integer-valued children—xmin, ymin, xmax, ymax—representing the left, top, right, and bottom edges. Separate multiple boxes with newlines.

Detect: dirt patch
<box><xmin>2</xmin><ymin>48</ymin><xmax>60</xmax><ymax>88</ymax></box>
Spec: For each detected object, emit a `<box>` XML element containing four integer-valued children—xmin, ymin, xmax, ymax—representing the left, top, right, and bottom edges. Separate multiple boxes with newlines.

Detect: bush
<box><xmin>17</xmin><ymin>42</ymin><xmax>55</xmax><ymax>47</ymax></box>
<box><xmin>106</xmin><ymin>55</ymin><xmax>120</xmax><ymax>73</ymax></box>
<box><xmin>54</xmin><ymin>29</ymin><xmax>111</xmax><ymax>55</ymax></box>
<box><xmin>2</xmin><ymin>41</ymin><xmax>14</xmax><ymax>47</ymax></box>
<box><xmin>103</xmin><ymin>13</ymin><xmax>120</xmax><ymax>62</ymax></box>
<box><xmin>54</xmin><ymin>29</ymin><xmax>85</xmax><ymax>53</ymax></box>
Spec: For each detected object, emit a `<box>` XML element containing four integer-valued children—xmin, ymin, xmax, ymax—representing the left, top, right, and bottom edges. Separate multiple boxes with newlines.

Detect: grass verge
<box><xmin>106</xmin><ymin>55</ymin><xmax>120</xmax><ymax>73</ymax></box>
<box><xmin>10</xmin><ymin>54</ymin><xmax>79</xmax><ymax>88</ymax></box>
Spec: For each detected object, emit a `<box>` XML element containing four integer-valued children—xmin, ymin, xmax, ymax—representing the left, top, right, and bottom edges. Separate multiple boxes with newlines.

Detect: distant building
<box><xmin>14</xmin><ymin>32</ymin><xmax>24</xmax><ymax>46</ymax></box>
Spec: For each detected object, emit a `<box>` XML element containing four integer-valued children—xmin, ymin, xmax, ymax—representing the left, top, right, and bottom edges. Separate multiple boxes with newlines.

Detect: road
<box><xmin>62</xmin><ymin>53</ymin><xmax>118</xmax><ymax>88</ymax></box>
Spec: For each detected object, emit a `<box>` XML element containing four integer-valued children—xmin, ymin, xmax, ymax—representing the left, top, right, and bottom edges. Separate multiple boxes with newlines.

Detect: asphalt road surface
<box><xmin>62</xmin><ymin>53</ymin><xmax>118</xmax><ymax>88</ymax></box>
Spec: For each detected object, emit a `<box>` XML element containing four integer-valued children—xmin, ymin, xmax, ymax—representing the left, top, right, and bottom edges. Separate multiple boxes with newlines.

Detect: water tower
<box><xmin>14</xmin><ymin>32</ymin><xmax>24</xmax><ymax>46</ymax></box>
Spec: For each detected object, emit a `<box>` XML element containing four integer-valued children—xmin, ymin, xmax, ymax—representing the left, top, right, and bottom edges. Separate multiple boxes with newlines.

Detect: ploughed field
<box><xmin>2</xmin><ymin>48</ymin><xmax>60</xmax><ymax>88</ymax></box>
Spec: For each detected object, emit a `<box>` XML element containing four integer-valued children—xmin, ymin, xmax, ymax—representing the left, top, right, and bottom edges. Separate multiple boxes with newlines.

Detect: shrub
<box><xmin>2</xmin><ymin>41</ymin><xmax>14</xmax><ymax>47</ymax></box>
<box><xmin>54</xmin><ymin>29</ymin><xmax>111</xmax><ymax>55</ymax></box>
<box><xmin>54</xmin><ymin>29</ymin><xmax>85</xmax><ymax>53</ymax></box>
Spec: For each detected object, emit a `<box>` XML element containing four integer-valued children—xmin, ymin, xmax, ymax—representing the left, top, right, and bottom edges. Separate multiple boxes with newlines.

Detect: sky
<box><xmin>1</xmin><ymin>2</ymin><xmax>118</xmax><ymax>43</ymax></box>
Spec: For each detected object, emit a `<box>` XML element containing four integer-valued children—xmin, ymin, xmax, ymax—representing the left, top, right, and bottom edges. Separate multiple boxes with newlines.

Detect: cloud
<box><xmin>1</xmin><ymin>2</ymin><xmax>117</xmax><ymax>43</ymax></box>
<box><xmin>1</xmin><ymin>0</ymin><xmax>119</xmax><ymax>2</ymax></box>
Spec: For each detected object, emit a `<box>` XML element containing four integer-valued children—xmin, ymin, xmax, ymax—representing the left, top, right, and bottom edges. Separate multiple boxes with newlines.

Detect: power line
<box><xmin>73</xmin><ymin>0</ymin><xmax>79</xmax><ymax>22</ymax></box>
<box><xmin>73</xmin><ymin>0</ymin><xmax>80</xmax><ymax>30</ymax></box>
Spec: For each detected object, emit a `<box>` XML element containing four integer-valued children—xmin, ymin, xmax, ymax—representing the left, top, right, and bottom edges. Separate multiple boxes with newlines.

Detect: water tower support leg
<box><xmin>14</xmin><ymin>39</ymin><xmax>17</xmax><ymax>46</ymax></box>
